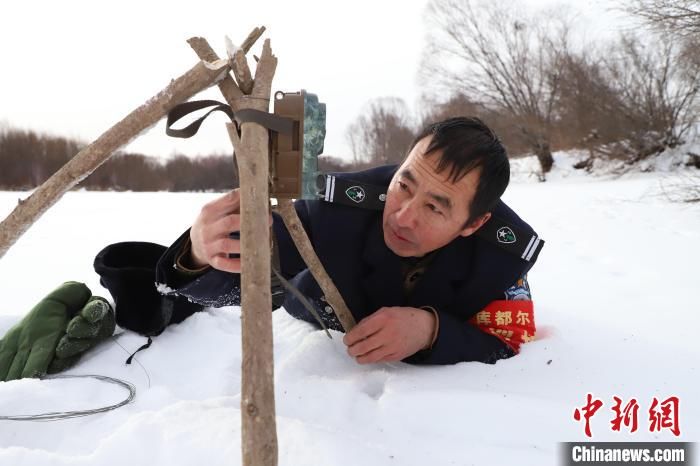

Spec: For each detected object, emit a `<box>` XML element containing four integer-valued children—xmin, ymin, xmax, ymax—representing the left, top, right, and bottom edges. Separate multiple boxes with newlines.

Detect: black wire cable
<box><xmin>271</xmin><ymin>265</ymin><xmax>332</xmax><ymax>339</ymax></box>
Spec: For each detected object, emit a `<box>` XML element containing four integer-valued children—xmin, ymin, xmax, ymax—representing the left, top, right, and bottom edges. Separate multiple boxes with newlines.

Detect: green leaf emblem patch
<box><xmin>345</xmin><ymin>186</ymin><xmax>366</xmax><ymax>203</ymax></box>
<box><xmin>497</xmin><ymin>226</ymin><xmax>516</xmax><ymax>244</ymax></box>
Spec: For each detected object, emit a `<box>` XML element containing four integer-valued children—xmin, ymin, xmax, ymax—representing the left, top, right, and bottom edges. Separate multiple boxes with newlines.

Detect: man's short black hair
<box><xmin>408</xmin><ymin>116</ymin><xmax>510</xmax><ymax>226</ymax></box>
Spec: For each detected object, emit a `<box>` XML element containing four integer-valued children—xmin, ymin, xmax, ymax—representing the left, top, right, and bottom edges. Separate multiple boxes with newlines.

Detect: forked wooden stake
<box><xmin>189</xmin><ymin>31</ymin><xmax>279</xmax><ymax>466</ymax></box>
<box><xmin>226</xmin><ymin>39</ymin><xmax>279</xmax><ymax>466</ymax></box>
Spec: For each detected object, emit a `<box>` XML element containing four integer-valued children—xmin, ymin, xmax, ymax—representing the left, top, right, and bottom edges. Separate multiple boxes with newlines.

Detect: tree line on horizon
<box><xmin>1</xmin><ymin>0</ymin><xmax>698</xmax><ymax>191</ymax></box>
<box><xmin>0</xmin><ymin>126</ymin><xmax>240</xmax><ymax>191</ymax></box>
<box><xmin>0</xmin><ymin>124</ymin><xmax>371</xmax><ymax>191</ymax></box>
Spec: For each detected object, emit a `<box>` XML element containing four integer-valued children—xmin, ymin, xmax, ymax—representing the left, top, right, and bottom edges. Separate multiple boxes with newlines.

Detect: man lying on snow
<box><xmin>0</xmin><ymin>117</ymin><xmax>544</xmax><ymax>381</ymax></box>
<box><xmin>156</xmin><ymin>117</ymin><xmax>544</xmax><ymax>365</ymax></box>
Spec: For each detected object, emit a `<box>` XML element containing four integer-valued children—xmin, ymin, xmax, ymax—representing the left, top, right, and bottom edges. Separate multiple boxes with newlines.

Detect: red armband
<box><xmin>468</xmin><ymin>300</ymin><xmax>536</xmax><ymax>353</ymax></box>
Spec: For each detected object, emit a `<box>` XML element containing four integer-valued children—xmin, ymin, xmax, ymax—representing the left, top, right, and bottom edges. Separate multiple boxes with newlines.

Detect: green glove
<box><xmin>49</xmin><ymin>296</ymin><xmax>116</xmax><ymax>374</ymax></box>
<box><xmin>0</xmin><ymin>282</ymin><xmax>116</xmax><ymax>381</ymax></box>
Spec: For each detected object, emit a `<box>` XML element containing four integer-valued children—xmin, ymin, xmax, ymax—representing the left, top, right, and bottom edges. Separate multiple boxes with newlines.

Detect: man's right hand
<box><xmin>189</xmin><ymin>189</ymin><xmax>274</xmax><ymax>273</ymax></box>
<box><xmin>189</xmin><ymin>190</ymin><xmax>244</xmax><ymax>273</ymax></box>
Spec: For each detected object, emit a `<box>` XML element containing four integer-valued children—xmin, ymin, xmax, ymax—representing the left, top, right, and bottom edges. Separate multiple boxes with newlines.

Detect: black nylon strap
<box><xmin>235</xmin><ymin>108</ymin><xmax>294</xmax><ymax>135</ymax></box>
<box><xmin>165</xmin><ymin>100</ymin><xmax>294</xmax><ymax>139</ymax></box>
<box><xmin>166</xmin><ymin>100</ymin><xmax>235</xmax><ymax>138</ymax></box>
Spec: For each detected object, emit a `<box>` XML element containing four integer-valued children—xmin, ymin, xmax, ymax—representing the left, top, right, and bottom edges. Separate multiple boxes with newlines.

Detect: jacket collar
<box><xmin>360</xmin><ymin>216</ymin><xmax>473</xmax><ymax>312</ymax></box>
<box><xmin>409</xmin><ymin>234</ymin><xmax>473</xmax><ymax>310</ymax></box>
<box><xmin>360</xmin><ymin>216</ymin><xmax>405</xmax><ymax>310</ymax></box>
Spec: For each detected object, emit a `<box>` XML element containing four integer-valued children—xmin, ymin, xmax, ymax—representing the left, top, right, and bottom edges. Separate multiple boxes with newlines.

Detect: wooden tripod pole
<box><xmin>188</xmin><ymin>31</ymin><xmax>279</xmax><ymax>466</ymax></box>
<box><xmin>226</xmin><ymin>39</ymin><xmax>279</xmax><ymax>466</ymax></box>
<box><xmin>188</xmin><ymin>32</ymin><xmax>356</xmax><ymax>465</ymax></box>
<box><xmin>277</xmin><ymin>200</ymin><xmax>357</xmax><ymax>331</ymax></box>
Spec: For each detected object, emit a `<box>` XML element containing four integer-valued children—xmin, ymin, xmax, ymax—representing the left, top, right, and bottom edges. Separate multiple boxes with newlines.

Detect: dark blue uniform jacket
<box><xmin>156</xmin><ymin>165</ymin><xmax>542</xmax><ymax>365</ymax></box>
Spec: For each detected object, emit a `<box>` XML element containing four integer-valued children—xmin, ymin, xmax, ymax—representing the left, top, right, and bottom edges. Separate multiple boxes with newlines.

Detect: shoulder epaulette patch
<box><xmin>317</xmin><ymin>174</ymin><xmax>544</xmax><ymax>263</ymax></box>
<box><xmin>320</xmin><ymin>175</ymin><xmax>386</xmax><ymax>211</ymax></box>
<box><xmin>475</xmin><ymin>217</ymin><xmax>544</xmax><ymax>263</ymax></box>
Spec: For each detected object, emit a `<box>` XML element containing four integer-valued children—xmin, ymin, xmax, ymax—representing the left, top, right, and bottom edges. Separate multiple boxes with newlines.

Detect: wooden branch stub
<box><xmin>233</xmin><ymin>49</ymin><xmax>254</xmax><ymax>95</ymax></box>
<box><xmin>186</xmin><ymin>36</ymin><xmax>220</xmax><ymax>62</ymax></box>
<box><xmin>277</xmin><ymin>200</ymin><xmax>357</xmax><ymax>332</ymax></box>
<box><xmin>252</xmin><ymin>40</ymin><xmax>277</xmax><ymax>99</ymax></box>
<box><xmin>240</xmin><ymin>26</ymin><xmax>266</xmax><ymax>54</ymax></box>
<box><xmin>187</xmin><ymin>27</ymin><xmax>265</xmax><ymax>103</ymax></box>
<box><xmin>187</xmin><ymin>36</ymin><xmax>244</xmax><ymax>104</ymax></box>
<box><xmin>0</xmin><ymin>59</ymin><xmax>230</xmax><ymax>260</ymax></box>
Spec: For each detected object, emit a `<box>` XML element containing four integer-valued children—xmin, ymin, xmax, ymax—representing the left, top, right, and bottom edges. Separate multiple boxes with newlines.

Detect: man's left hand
<box><xmin>343</xmin><ymin>307</ymin><xmax>436</xmax><ymax>364</ymax></box>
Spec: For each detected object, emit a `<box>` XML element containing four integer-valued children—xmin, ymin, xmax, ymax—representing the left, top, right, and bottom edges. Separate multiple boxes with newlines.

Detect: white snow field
<box><xmin>0</xmin><ymin>153</ymin><xmax>698</xmax><ymax>466</ymax></box>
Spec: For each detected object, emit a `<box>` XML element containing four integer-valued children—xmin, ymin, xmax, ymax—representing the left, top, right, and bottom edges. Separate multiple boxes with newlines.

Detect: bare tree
<box><xmin>419</xmin><ymin>93</ymin><xmax>482</xmax><ymax>123</ymax></box>
<box><xmin>346</xmin><ymin>97</ymin><xmax>415</xmax><ymax>166</ymax></box>
<box><xmin>624</xmin><ymin>0</ymin><xmax>700</xmax><ymax>36</ymax></box>
<box><xmin>418</xmin><ymin>93</ymin><xmax>533</xmax><ymax>156</ymax></box>
<box><xmin>594</xmin><ymin>33</ymin><xmax>700</xmax><ymax>163</ymax></box>
<box><xmin>554</xmin><ymin>50</ymin><xmax>621</xmax><ymax>146</ymax></box>
<box><xmin>618</xmin><ymin>1</ymin><xmax>700</xmax><ymax>198</ymax></box>
<box><xmin>422</xmin><ymin>0</ymin><xmax>573</xmax><ymax>175</ymax></box>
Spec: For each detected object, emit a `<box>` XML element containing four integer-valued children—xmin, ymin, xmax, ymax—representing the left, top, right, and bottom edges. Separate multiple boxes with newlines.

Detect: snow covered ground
<box><xmin>0</xmin><ymin>154</ymin><xmax>698</xmax><ymax>465</ymax></box>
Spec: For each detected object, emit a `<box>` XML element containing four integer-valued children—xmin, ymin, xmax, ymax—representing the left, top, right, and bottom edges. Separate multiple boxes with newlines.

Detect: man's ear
<box><xmin>459</xmin><ymin>212</ymin><xmax>491</xmax><ymax>238</ymax></box>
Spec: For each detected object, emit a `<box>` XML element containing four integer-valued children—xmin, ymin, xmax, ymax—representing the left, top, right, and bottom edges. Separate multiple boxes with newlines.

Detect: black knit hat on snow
<box><xmin>93</xmin><ymin>242</ymin><xmax>202</xmax><ymax>336</ymax></box>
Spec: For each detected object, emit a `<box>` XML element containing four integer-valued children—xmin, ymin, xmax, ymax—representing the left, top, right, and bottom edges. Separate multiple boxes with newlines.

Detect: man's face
<box><xmin>382</xmin><ymin>136</ymin><xmax>490</xmax><ymax>257</ymax></box>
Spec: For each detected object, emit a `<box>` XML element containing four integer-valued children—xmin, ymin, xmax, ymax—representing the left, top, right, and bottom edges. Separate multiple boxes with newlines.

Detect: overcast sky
<box><xmin>0</xmin><ymin>0</ymin><xmax>629</xmax><ymax>161</ymax></box>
